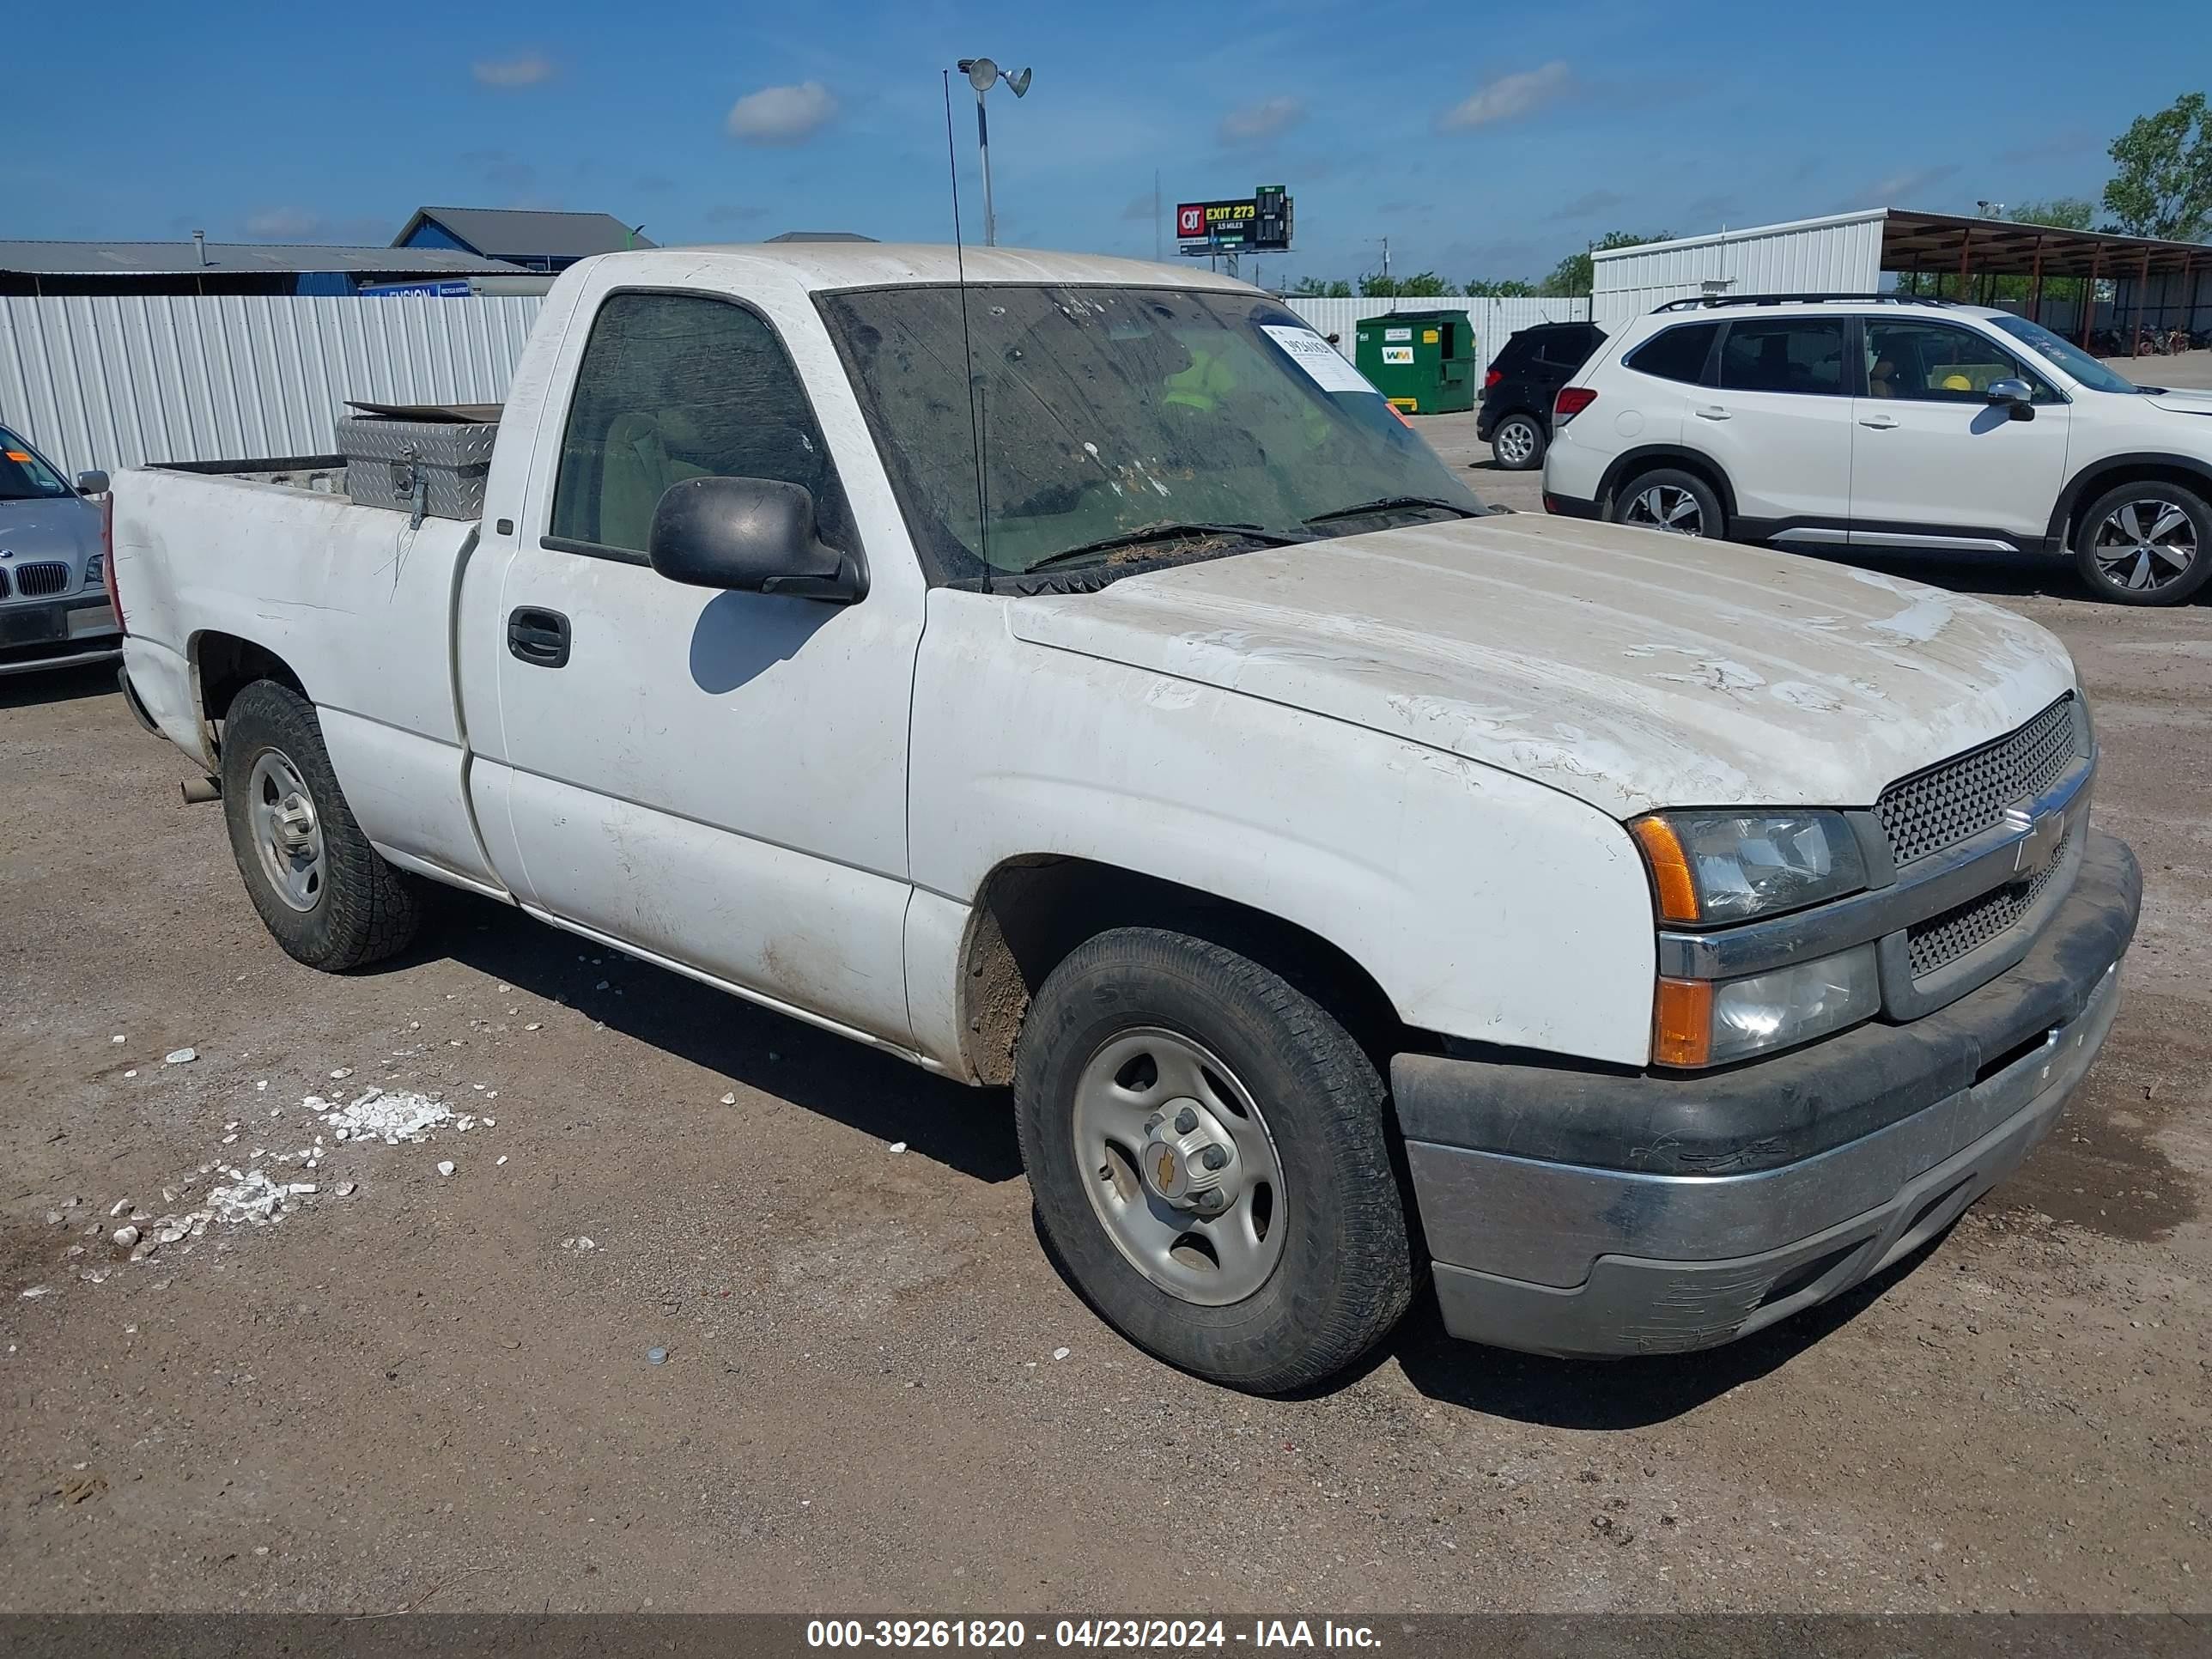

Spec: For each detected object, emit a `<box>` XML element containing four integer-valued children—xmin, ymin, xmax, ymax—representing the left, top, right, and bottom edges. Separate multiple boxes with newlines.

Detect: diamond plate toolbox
<box><xmin>336</xmin><ymin>415</ymin><xmax>497</xmax><ymax>521</ymax></box>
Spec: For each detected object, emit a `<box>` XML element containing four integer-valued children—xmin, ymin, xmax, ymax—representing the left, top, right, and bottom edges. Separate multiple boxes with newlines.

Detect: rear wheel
<box><xmin>1492</xmin><ymin>413</ymin><xmax>1546</xmax><ymax>471</ymax></box>
<box><xmin>1610</xmin><ymin>467</ymin><xmax>1724</xmax><ymax>538</ymax></box>
<box><xmin>1014</xmin><ymin>927</ymin><xmax>1415</xmax><ymax>1395</ymax></box>
<box><xmin>220</xmin><ymin>680</ymin><xmax>421</xmax><ymax>970</ymax></box>
<box><xmin>2072</xmin><ymin>482</ymin><xmax>2212</xmax><ymax>605</ymax></box>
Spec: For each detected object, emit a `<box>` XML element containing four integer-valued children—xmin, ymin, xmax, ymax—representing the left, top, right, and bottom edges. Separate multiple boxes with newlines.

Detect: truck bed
<box><xmin>114</xmin><ymin>465</ymin><xmax>488</xmax><ymax>886</ymax></box>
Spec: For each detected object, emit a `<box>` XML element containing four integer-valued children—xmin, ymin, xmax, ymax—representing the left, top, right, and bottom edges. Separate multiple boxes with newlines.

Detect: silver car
<box><xmin>0</xmin><ymin>425</ymin><xmax>118</xmax><ymax>676</ymax></box>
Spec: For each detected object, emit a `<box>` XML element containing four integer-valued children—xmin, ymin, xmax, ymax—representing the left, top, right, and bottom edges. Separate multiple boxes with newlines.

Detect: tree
<box><xmin>1465</xmin><ymin>277</ymin><xmax>1538</xmax><ymax>297</ymax></box>
<box><xmin>1540</xmin><ymin>229</ymin><xmax>1668</xmax><ymax>298</ymax></box>
<box><xmin>2014</xmin><ymin>198</ymin><xmax>2097</xmax><ymax>231</ymax></box>
<box><xmin>1361</xmin><ymin>270</ymin><xmax>1455</xmax><ymax>298</ymax></box>
<box><xmin>1289</xmin><ymin>275</ymin><xmax>1353</xmax><ymax>298</ymax></box>
<box><xmin>2102</xmin><ymin>91</ymin><xmax>2212</xmax><ymax>240</ymax></box>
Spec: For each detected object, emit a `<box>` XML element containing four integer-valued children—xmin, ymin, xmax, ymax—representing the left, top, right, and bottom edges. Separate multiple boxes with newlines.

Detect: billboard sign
<box><xmin>1176</xmin><ymin>186</ymin><xmax>1292</xmax><ymax>252</ymax></box>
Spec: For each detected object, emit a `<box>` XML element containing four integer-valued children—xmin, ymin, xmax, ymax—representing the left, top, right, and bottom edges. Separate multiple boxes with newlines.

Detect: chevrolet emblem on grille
<box><xmin>2006</xmin><ymin>805</ymin><xmax>2068</xmax><ymax>878</ymax></box>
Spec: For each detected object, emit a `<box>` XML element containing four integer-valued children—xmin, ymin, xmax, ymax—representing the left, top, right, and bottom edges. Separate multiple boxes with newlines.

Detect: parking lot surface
<box><xmin>3</xmin><ymin>401</ymin><xmax>2209</xmax><ymax>1613</ymax></box>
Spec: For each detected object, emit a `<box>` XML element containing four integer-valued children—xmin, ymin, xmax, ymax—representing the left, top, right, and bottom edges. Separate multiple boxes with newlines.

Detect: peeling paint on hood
<box><xmin>1005</xmin><ymin>514</ymin><xmax>2077</xmax><ymax>819</ymax></box>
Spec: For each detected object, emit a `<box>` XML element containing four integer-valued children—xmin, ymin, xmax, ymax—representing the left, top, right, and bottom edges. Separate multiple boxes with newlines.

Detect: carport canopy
<box><xmin>1881</xmin><ymin>209</ymin><xmax>2212</xmax><ymax>344</ymax></box>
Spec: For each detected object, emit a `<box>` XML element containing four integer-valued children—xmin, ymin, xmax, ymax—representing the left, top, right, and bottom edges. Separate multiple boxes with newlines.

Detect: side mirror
<box><xmin>1985</xmin><ymin>378</ymin><xmax>2036</xmax><ymax>420</ymax></box>
<box><xmin>647</xmin><ymin>477</ymin><xmax>866</xmax><ymax>604</ymax></box>
<box><xmin>76</xmin><ymin>470</ymin><xmax>110</xmax><ymax>496</ymax></box>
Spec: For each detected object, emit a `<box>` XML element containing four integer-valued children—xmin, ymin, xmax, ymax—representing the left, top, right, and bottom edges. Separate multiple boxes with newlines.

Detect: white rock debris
<box><xmin>165</xmin><ymin>1048</ymin><xmax>197</xmax><ymax>1065</ymax></box>
<box><xmin>112</xmin><ymin>1225</ymin><xmax>141</xmax><ymax>1248</ymax></box>
<box><xmin>495</xmin><ymin>1155</ymin><xmax>508</xmax><ymax>1166</ymax></box>
<box><xmin>336</xmin><ymin>1182</ymin><xmax>357</xmax><ymax>1197</ymax></box>
<box><xmin>329</xmin><ymin>1067</ymin><xmax>353</xmax><ymax>1080</ymax></box>
<box><xmin>316</xmin><ymin>1088</ymin><xmax>453</xmax><ymax>1144</ymax></box>
<box><xmin>112</xmin><ymin>1035</ymin><xmax>126</xmax><ymax>1045</ymax></box>
<box><xmin>20</xmin><ymin>1285</ymin><xmax>54</xmax><ymax>1299</ymax></box>
<box><xmin>110</xmin><ymin>1200</ymin><xmax>132</xmax><ymax>1218</ymax></box>
<box><xmin>888</xmin><ymin>1141</ymin><xmax>908</xmax><ymax>1154</ymax></box>
<box><xmin>436</xmin><ymin>1160</ymin><xmax>456</xmax><ymax>1177</ymax></box>
<box><xmin>720</xmin><ymin>1091</ymin><xmax>738</xmax><ymax>1106</ymax></box>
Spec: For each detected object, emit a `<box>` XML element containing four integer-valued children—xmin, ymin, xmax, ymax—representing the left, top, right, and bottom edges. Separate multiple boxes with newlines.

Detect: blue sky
<box><xmin>12</xmin><ymin>0</ymin><xmax>2208</xmax><ymax>286</ymax></box>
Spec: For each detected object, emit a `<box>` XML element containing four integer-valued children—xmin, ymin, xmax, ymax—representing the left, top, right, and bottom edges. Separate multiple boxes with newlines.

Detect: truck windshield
<box><xmin>818</xmin><ymin>286</ymin><xmax>1486</xmax><ymax>585</ymax></box>
<box><xmin>0</xmin><ymin>428</ymin><xmax>73</xmax><ymax>502</ymax></box>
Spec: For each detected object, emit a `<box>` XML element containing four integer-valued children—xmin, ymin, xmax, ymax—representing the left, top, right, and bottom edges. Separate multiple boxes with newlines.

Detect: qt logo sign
<box><xmin>1177</xmin><ymin>205</ymin><xmax>1205</xmax><ymax>237</ymax></box>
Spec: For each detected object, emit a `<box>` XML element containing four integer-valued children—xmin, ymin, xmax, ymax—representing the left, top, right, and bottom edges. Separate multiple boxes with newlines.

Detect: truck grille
<box><xmin>9</xmin><ymin>562</ymin><xmax>72</xmax><ymax>598</ymax></box>
<box><xmin>1875</xmin><ymin>696</ymin><xmax>2079</xmax><ymax>867</ymax></box>
<box><xmin>1905</xmin><ymin>821</ymin><xmax>2072</xmax><ymax>979</ymax></box>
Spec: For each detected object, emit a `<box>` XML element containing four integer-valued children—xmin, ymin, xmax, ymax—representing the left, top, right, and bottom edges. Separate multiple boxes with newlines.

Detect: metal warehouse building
<box><xmin>1594</xmin><ymin>208</ymin><xmax>2212</xmax><ymax>349</ymax></box>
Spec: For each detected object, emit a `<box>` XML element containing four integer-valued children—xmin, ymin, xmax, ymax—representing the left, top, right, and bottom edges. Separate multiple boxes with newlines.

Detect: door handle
<box><xmin>507</xmin><ymin>606</ymin><xmax>571</xmax><ymax>668</ymax></box>
<box><xmin>1694</xmin><ymin>405</ymin><xmax>1732</xmax><ymax>421</ymax></box>
<box><xmin>1859</xmin><ymin>416</ymin><xmax>1900</xmax><ymax>429</ymax></box>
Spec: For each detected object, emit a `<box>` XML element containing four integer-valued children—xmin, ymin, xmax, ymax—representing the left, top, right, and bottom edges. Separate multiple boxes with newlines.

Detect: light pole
<box><xmin>955</xmin><ymin>57</ymin><xmax>1031</xmax><ymax>246</ymax></box>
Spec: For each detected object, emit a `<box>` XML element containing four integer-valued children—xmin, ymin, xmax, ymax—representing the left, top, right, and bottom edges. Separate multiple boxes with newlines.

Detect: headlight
<box><xmin>1654</xmin><ymin>945</ymin><xmax>1880</xmax><ymax>1067</ymax></box>
<box><xmin>84</xmin><ymin>554</ymin><xmax>105</xmax><ymax>586</ymax></box>
<box><xmin>1630</xmin><ymin>810</ymin><xmax>1867</xmax><ymax>924</ymax></box>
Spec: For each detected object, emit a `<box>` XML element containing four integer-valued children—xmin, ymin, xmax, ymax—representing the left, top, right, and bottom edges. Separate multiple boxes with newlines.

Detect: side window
<box><xmin>1864</xmin><ymin>320</ymin><xmax>2051</xmax><ymax>404</ymax></box>
<box><xmin>1718</xmin><ymin>319</ymin><xmax>1847</xmax><ymax>396</ymax></box>
<box><xmin>1623</xmin><ymin>322</ymin><xmax>1718</xmax><ymax>385</ymax></box>
<box><xmin>549</xmin><ymin>291</ymin><xmax>850</xmax><ymax>558</ymax></box>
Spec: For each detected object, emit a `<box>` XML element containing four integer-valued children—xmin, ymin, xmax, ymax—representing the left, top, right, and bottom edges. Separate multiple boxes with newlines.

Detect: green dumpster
<box><xmin>1353</xmin><ymin>310</ymin><xmax>1476</xmax><ymax>414</ymax></box>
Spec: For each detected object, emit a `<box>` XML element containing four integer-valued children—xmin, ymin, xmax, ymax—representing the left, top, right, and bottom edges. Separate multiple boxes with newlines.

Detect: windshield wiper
<box><xmin>1018</xmin><ymin>521</ymin><xmax>1303</xmax><ymax>576</ymax></box>
<box><xmin>1303</xmin><ymin>495</ymin><xmax>1482</xmax><ymax>527</ymax></box>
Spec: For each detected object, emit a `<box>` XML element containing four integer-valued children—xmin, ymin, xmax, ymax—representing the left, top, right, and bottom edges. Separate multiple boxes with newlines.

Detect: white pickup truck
<box><xmin>110</xmin><ymin>246</ymin><xmax>2139</xmax><ymax>1392</ymax></box>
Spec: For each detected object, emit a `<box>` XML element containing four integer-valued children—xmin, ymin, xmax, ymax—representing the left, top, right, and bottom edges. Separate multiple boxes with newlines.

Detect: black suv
<box><xmin>1476</xmin><ymin>321</ymin><xmax>1606</xmax><ymax>471</ymax></box>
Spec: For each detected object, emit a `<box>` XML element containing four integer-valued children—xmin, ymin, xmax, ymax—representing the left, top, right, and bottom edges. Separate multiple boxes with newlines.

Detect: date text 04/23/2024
<box><xmin>805</xmin><ymin>1620</ymin><xmax>1382</xmax><ymax>1650</ymax></box>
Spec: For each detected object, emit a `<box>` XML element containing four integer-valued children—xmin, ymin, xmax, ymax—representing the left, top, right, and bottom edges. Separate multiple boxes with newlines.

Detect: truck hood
<box><xmin>1005</xmin><ymin>514</ymin><xmax>2076</xmax><ymax>820</ymax></box>
<box><xmin>0</xmin><ymin>495</ymin><xmax>101</xmax><ymax>573</ymax></box>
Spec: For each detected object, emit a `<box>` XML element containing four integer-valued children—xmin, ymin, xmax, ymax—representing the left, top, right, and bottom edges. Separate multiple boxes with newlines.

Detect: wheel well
<box><xmin>193</xmin><ymin>632</ymin><xmax>306</xmax><ymax>745</ymax></box>
<box><xmin>957</xmin><ymin>857</ymin><xmax>1407</xmax><ymax>1086</ymax></box>
<box><xmin>1601</xmin><ymin>447</ymin><xmax>1737</xmax><ymax>523</ymax></box>
<box><xmin>2055</xmin><ymin>459</ymin><xmax>2212</xmax><ymax>548</ymax></box>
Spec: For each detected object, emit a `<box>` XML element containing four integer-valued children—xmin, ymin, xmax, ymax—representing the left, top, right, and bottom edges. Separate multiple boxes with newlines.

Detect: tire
<box><xmin>1014</xmin><ymin>927</ymin><xmax>1415</xmax><ymax>1394</ymax></box>
<box><xmin>1608</xmin><ymin>467</ymin><xmax>1725</xmax><ymax>539</ymax></box>
<box><xmin>219</xmin><ymin>679</ymin><xmax>422</xmax><ymax>970</ymax></box>
<box><xmin>1491</xmin><ymin>412</ymin><xmax>1547</xmax><ymax>471</ymax></box>
<box><xmin>2071</xmin><ymin>481</ymin><xmax>2212</xmax><ymax>606</ymax></box>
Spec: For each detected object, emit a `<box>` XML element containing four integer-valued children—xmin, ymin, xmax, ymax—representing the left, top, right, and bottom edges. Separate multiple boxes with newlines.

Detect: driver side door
<box><xmin>471</xmin><ymin>283</ymin><xmax>924</xmax><ymax>1046</ymax></box>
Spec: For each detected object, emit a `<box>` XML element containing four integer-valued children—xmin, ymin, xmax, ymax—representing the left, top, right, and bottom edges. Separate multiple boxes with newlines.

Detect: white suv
<box><xmin>1542</xmin><ymin>294</ymin><xmax>2212</xmax><ymax>605</ymax></box>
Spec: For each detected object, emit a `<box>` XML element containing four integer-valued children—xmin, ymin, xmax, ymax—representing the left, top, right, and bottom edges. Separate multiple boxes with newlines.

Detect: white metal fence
<box><xmin>2</xmin><ymin>288</ymin><xmax>1606</xmax><ymax>480</ymax></box>
<box><xmin>0</xmin><ymin>293</ymin><xmax>544</xmax><ymax>477</ymax></box>
<box><xmin>1285</xmin><ymin>296</ymin><xmax>1595</xmax><ymax>370</ymax></box>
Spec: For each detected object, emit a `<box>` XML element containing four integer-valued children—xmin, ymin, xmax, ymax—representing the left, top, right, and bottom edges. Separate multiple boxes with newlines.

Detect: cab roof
<box><xmin>561</xmin><ymin>243</ymin><xmax>1256</xmax><ymax>296</ymax></box>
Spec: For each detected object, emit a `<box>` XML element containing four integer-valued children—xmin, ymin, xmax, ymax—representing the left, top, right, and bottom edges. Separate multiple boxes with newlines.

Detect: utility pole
<box><xmin>1153</xmin><ymin>169</ymin><xmax>1161</xmax><ymax>264</ymax></box>
<box><xmin>955</xmin><ymin>58</ymin><xmax>1031</xmax><ymax>247</ymax></box>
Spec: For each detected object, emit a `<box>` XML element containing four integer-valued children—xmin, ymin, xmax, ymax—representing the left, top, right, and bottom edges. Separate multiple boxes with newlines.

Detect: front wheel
<box><xmin>1609</xmin><ymin>467</ymin><xmax>1724</xmax><ymax>538</ymax></box>
<box><xmin>1014</xmin><ymin>927</ymin><xmax>1415</xmax><ymax>1395</ymax></box>
<box><xmin>219</xmin><ymin>679</ymin><xmax>422</xmax><ymax>970</ymax></box>
<box><xmin>2072</xmin><ymin>482</ymin><xmax>2212</xmax><ymax>605</ymax></box>
<box><xmin>1491</xmin><ymin>413</ymin><xmax>1546</xmax><ymax>471</ymax></box>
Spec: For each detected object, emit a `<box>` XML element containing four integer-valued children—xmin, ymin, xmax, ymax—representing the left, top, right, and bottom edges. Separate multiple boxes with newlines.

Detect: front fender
<box><xmin>910</xmin><ymin>599</ymin><xmax>1658</xmax><ymax>1066</ymax></box>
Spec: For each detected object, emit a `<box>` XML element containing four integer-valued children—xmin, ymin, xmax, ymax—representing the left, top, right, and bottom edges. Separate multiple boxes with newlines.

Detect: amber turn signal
<box><xmin>1651</xmin><ymin>976</ymin><xmax>1714</xmax><ymax>1069</ymax></box>
<box><xmin>1630</xmin><ymin>816</ymin><xmax>1701</xmax><ymax>924</ymax></box>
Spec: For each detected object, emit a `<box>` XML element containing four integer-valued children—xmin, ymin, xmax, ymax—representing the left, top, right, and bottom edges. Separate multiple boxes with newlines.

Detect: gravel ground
<box><xmin>3</xmin><ymin>378</ymin><xmax>2209</xmax><ymax>1613</ymax></box>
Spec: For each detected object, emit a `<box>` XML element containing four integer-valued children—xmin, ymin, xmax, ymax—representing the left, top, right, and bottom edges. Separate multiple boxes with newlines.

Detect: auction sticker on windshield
<box><xmin>1260</xmin><ymin>325</ymin><xmax>1378</xmax><ymax>395</ymax></box>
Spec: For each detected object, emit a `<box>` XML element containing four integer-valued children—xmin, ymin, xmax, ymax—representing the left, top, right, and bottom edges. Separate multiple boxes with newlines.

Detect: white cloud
<box><xmin>1439</xmin><ymin>61</ymin><xmax>1571</xmax><ymax>131</ymax></box>
<box><xmin>1218</xmin><ymin>96</ymin><xmax>1305</xmax><ymax>146</ymax></box>
<box><xmin>725</xmin><ymin>81</ymin><xmax>838</xmax><ymax>146</ymax></box>
<box><xmin>245</xmin><ymin>209</ymin><xmax>326</xmax><ymax>240</ymax></box>
<box><xmin>1848</xmin><ymin>164</ymin><xmax>1960</xmax><ymax>209</ymax></box>
<box><xmin>471</xmin><ymin>52</ymin><xmax>556</xmax><ymax>89</ymax></box>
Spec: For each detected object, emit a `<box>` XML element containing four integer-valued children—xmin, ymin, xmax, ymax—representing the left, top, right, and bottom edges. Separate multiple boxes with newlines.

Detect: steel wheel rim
<box><xmin>247</xmin><ymin>749</ymin><xmax>325</xmax><ymax>913</ymax></box>
<box><xmin>2093</xmin><ymin>499</ymin><xmax>2196</xmax><ymax>592</ymax></box>
<box><xmin>1070</xmin><ymin>1026</ymin><xmax>1286</xmax><ymax>1307</ymax></box>
<box><xmin>1626</xmin><ymin>483</ymin><xmax>1705</xmax><ymax>535</ymax></box>
<box><xmin>1496</xmin><ymin>419</ymin><xmax>1536</xmax><ymax>465</ymax></box>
